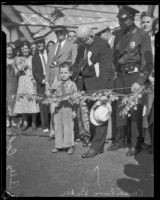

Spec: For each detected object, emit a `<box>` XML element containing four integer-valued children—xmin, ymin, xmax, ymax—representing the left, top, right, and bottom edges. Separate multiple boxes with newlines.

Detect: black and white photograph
<box><xmin>1</xmin><ymin>3</ymin><xmax>158</xmax><ymax>197</ymax></box>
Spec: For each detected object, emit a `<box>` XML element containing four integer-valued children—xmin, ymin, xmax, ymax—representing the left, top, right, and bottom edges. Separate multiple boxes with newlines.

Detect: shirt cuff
<box><xmin>42</xmin><ymin>79</ymin><xmax>46</xmax><ymax>84</ymax></box>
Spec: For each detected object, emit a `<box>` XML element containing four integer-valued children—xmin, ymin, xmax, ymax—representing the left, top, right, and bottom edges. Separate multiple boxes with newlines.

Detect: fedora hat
<box><xmin>33</xmin><ymin>33</ymin><xmax>45</xmax><ymax>42</ymax></box>
<box><xmin>90</xmin><ymin>101</ymin><xmax>112</xmax><ymax>126</ymax></box>
<box><xmin>52</xmin><ymin>25</ymin><xmax>67</xmax><ymax>32</ymax></box>
<box><xmin>95</xmin><ymin>25</ymin><xmax>110</xmax><ymax>35</ymax></box>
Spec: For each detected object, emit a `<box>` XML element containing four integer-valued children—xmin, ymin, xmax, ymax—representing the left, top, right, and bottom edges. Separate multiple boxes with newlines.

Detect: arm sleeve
<box><xmin>70</xmin><ymin>82</ymin><xmax>79</xmax><ymax>111</ymax></box>
<box><xmin>137</xmin><ymin>32</ymin><xmax>153</xmax><ymax>85</ymax></box>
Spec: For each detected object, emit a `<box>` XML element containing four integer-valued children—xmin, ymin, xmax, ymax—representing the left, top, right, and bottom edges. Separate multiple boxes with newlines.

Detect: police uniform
<box><xmin>110</xmin><ymin>6</ymin><xmax>153</xmax><ymax>156</ymax></box>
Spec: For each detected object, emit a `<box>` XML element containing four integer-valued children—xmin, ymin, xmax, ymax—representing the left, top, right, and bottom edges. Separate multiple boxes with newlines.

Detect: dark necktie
<box><xmin>56</xmin><ymin>42</ymin><xmax>62</xmax><ymax>57</ymax></box>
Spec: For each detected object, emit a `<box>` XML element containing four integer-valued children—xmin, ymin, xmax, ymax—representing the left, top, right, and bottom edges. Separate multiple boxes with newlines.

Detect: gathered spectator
<box><xmin>32</xmin><ymin>34</ymin><xmax>50</xmax><ymax>135</ymax></box>
<box><xmin>51</xmin><ymin>62</ymin><xmax>78</xmax><ymax>154</ymax></box>
<box><xmin>68</xmin><ymin>30</ymin><xmax>76</xmax><ymax>41</ymax></box>
<box><xmin>140</xmin><ymin>11</ymin><xmax>154</xmax><ymax>34</ymax></box>
<box><xmin>6</xmin><ymin>43</ymin><xmax>18</xmax><ymax>128</ymax></box>
<box><xmin>95</xmin><ymin>25</ymin><xmax>115</xmax><ymax>49</ymax></box>
<box><xmin>46</xmin><ymin>40</ymin><xmax>55</xmax><ymax>52</ymax></box>
<box><xmin>14</xmin><ymin>41</ymin><xmax>39</xmax><ymax>131</ymax></box>
<box><xmin>140</xmin><ymin>16</ymin><xmax>157</xmax><ymax>151</ymax></box>
<box><xmin>30</xmin><ymin>42</ymin><xmax>37</xmax><ymax>56</ymax></box>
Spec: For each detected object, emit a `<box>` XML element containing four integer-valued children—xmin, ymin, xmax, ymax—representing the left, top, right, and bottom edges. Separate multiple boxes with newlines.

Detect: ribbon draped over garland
<box><xmin>7</xmin><ymin>84</ymin><xmax>153</xmax><ymax>134</ymax></box>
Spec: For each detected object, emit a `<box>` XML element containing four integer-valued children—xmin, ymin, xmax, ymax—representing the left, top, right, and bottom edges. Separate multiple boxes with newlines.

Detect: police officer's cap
<box><xmin>117</xmin><ymin>5</ymin><xmax>140</xmax><ymax>19</ymax></box>
<box><xmin>95</xmin><ymin>25</ymin><xmax>110</xmax><ymax>36</ymax></box>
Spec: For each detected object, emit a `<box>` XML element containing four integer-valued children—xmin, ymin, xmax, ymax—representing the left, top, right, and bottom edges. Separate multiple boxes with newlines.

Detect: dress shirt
<box><xmin>39</xmin><ymin>49</ymin><xmax>48</xmax><ymax>75</ymax></box>
<box><xmin>55</xmin><ymin>39</ymin><xmax>66</xmax><ymax>55</ymax></box>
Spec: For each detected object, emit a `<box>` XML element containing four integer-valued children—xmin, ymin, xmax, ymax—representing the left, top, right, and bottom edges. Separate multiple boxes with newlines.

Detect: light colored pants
<box><xmin>54</xmin><ymin>107</ymin><xmax>74</xmax><ymax>148</ymax></box>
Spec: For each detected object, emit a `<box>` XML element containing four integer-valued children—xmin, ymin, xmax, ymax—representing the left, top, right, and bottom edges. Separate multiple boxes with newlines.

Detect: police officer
<box><xmin>108</xmin><ymin>5</ymin><xmax>153</xmax><ymax>156</ymax></box>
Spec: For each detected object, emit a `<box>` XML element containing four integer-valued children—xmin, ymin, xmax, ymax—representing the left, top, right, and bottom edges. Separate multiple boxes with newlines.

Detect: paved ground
<box><xmin>6</xmin><ymin>127</ymin><xmax>154</xmax><ymax>197</ymax></box>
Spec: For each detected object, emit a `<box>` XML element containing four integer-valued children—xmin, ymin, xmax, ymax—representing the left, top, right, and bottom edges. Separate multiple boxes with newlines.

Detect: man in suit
<box><xmin>46</xmin><ymin>25</ymin><xmax>76</xmax><ymax>89</ymax></box>
<box><xmin>95</xmin><ymin>25</ymin><xmax>115</xmax><ymax>49</ymax></box>
<box><xmin>46</xmin><ymin>25</ymin><xmax>78</xmax><ymax>140</ymax></box>
<box><xmin>72</xmin><ymin>25</ymin><xmax>114</xmax><ymax>158</ymax></box>
<box><xmin>32</xmin><ymin>34</ymin><xmax>50</xmax><ymax>135</ymax></box>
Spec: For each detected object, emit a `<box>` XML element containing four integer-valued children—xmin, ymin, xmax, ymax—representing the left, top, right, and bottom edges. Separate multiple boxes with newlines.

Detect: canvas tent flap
<box><xmin>2</xmin><ymin>5</ymin><xmax>159</xmax><ymax>43</ymax></box>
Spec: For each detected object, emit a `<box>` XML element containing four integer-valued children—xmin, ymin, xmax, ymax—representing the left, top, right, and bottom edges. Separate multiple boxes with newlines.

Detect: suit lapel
<box><xmin>57</xmin><ymin>40</ymin><xmax>70</xmax><ymax>58</ymax></box>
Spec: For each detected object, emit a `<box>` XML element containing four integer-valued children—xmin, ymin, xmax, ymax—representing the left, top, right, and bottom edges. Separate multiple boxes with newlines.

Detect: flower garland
<box><xmin>6</xmin><ymin>84</ymin><xmax>152</xmax><ymax>133</ymax></box>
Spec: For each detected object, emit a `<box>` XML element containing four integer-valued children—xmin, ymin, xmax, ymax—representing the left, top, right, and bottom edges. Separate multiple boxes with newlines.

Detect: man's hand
<box><xmin>72</xmin><ymin>111</ymin><xmax>76</xmax><ymax>119</ymax></box>
<box><xmin>131</xmin><ymin>82</ymin><xmax>142</xmax><ymax>93</ymax></box>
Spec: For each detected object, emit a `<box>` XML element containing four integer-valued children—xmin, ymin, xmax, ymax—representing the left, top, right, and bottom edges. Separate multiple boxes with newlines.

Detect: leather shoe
<box><xmin>107</xmin><ymin>143</ymin><xmax>125</xmax><ymax>151</ymax></box>
<box><xmin>141</xmin><ymin>143</ymin><xmax>152</xmax><ymax>150</ymax></box>
<box><xmin>21</xmin><ymin>124</ymin><xmax>28</xmax><ymax>131</ymax></box>
<box><xmin>82</xmin><ymin>149</ymin><xmax>98</xmax><ymax>158</ymax></box>
<box><xmin>48</xmin><ymin>137</ymin><xmax>54</xmax><ymax>141</ymax></box>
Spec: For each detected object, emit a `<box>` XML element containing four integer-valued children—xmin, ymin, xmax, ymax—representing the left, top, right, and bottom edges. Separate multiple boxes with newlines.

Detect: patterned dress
<box><xmin>14</xmin><ymin>55</ymin><xmax>40</xmax><ymax>114</ymax></box>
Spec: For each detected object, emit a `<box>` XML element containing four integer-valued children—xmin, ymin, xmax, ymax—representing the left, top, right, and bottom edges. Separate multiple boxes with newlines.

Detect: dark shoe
<box><xmin>39</xmin><ymin>132</ymin><xmax>49</xmax><ymax>137</ymax></box>
<box><xmin>21</xmin><ymin>124</ymin><xmax>28</xmax><ymax>131</ymax></box>
<box><xmin>107</xmin><ymin>143</ymin><xmax>124</xmax><ymax>151</ymax></box>
<box><xmin>48</xmin><ymin>137</ymin><xmax>55</xmax><ymax>141</ymax></box>
<box><xmin>141</xmin><ymin>143</ymin><xmax>152</xmax><ymax>150</ymax></box>
<box><xmin>82</xmin><ymin>149</ymin><xmax>98</xmax><ymax>158</ymax></box>
<box><xmin>82</xmin><ymin>142</ymin><xmax>89</xmax><ymax>147</ymax></box>
<box><xmin>98</xmin><ymin>148</ymin><xmax>104</xmax><ymax>154</ymax></box>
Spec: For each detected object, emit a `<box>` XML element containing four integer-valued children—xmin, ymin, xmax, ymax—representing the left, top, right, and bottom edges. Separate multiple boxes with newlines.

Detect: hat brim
<box><xmin>95</xmin><ymin>26</ymin><xmax>110</xmax><ymax>35</ymax></box>
<box><xmin>34</xmin><ymin>36</ymin><xmax>45</xmax><ymax>42</ymax></box>
<box><xmin>90</xmin><ymin>101</ymin><xmax>111</xmax><ymax>126</ymax></box>
<box><xmin>52</xmin><ymin>25</ymin><xmax>67</xmax><ymax>32</ymax></box>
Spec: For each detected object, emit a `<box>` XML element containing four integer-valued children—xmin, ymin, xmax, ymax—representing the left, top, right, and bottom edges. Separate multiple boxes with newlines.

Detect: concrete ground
<box><xmin>6</xmin><ymin>127</ymin><xmax>154</xmax><ymax>197</ymax></box>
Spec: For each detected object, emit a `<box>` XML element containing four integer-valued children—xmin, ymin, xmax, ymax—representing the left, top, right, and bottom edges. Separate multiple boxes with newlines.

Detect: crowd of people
<box><xmin>6</xmin><ymin>5</ymin><xmax>157</xmax><ymax>158</ymax></box>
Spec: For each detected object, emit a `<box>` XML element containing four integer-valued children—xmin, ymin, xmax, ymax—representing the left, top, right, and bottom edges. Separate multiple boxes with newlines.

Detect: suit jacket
<box><xmin>72</xmin><ymin>36</ymin><xmax>114</xmax><ymax>91</ymax></box>
<box><xmin>46</xmin><ymin>39</ymin><xmax>76</xmax><ymax>86</ymax></box>
<box><xmin>32</xmin><ymin>52</ymin><xmax>46</xmax><ymax>94</ymax></box>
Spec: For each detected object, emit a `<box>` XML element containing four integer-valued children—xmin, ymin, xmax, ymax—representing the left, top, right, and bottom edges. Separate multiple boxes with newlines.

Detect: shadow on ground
<box><xmin>117</xmin><ymin>150</ymin><xmax>154</xmax><ymax>197</ymax></box>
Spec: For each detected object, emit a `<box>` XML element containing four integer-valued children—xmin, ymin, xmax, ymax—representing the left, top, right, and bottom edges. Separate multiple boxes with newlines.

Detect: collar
<box><xmin>57</xmin><ymin>39</ymin><xmax>66</xmax><ymax>45</ymax></box>
<box><xmin>60</xmin><ymin>79</ymin><xmax>71</xmax><ymax>85</ymax></box>
<box><xmin>123</xmin><ymin>24</ymin><xmax>136</xmax><ymax>36</ymax></box>
<box><xmin>39</xmin><ymin>49</ymin><xmax>47</xmax><ymax>55</ymax></box>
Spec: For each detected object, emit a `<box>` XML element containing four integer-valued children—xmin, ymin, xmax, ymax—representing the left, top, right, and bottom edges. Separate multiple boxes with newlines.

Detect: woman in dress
<box><xmin>6</xmin><ymin>43</ymin><xmax>18</xmax><ymax>128</ymax></box>
<box><xmin>14</xmin><ymin>41</ymin><xmax>39</xmax><ymax>131</ymax></box>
